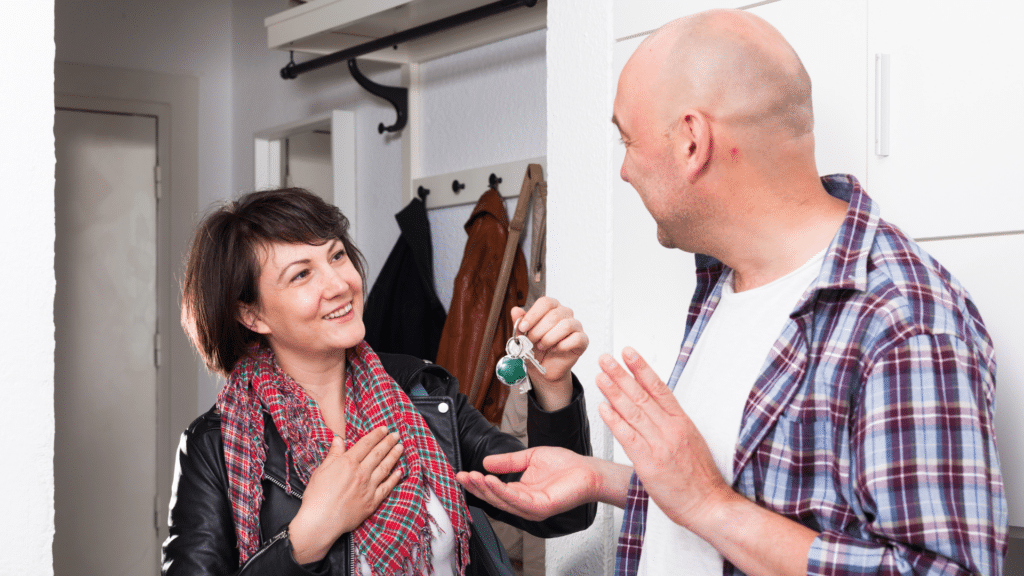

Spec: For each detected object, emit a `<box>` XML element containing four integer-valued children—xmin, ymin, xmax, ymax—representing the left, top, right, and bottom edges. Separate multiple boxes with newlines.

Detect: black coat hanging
<box><xmin>363</xmin><ymin>196</ymin><xmax>447</xmax><ymax>361</ymax></box>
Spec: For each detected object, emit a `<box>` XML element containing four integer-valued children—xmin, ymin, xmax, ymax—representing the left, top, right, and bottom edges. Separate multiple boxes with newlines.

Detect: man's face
<box><xmin>613</xmin><ymin>60</ymin><xmax>685</xmax><ymax>249</ymax></box>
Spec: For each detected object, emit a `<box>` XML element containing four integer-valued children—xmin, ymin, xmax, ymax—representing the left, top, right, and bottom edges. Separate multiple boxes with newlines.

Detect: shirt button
<box><xmin>437</xmin><ymin>402</ymin><xmax>449</xmax><ymax>414</ymax></box>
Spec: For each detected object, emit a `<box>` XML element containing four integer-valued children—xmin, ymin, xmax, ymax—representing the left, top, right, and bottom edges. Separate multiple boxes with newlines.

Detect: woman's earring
<box><xmin>495</xmin><ymin>318</ymin><xmax>546</xmax><ymax>394</ymax></box>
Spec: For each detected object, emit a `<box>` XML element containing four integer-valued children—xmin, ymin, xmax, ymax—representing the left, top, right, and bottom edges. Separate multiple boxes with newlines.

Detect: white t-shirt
<box><xmin>637</xmin><ymin>249</ymin><xmax>826</xmax><ymax>576</ymax></box>
<box><xmin>357</xmin><ymin>486</ymin><xmax>457</xmax><ymax>576</ymax></box>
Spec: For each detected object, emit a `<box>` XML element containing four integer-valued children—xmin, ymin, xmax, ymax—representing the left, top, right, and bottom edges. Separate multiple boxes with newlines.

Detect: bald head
<box><xmin>626</xmin><ymin>10</ymin><xmax>813</xmax><ymax>141</ymax></box>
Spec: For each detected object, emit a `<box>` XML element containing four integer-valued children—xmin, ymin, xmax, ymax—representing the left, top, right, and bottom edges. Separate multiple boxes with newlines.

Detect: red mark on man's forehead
<box><xmin>730</xmin><ymin>147</ymin><xmax>739</xmax><ymax>161</ymax></box>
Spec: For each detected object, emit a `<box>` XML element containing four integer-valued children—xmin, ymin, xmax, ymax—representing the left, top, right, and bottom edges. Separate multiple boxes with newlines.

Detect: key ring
<box><xmin>495</xmin><ymin>317</ymin><xmax>546</xmax><ymax>392</ymax></box>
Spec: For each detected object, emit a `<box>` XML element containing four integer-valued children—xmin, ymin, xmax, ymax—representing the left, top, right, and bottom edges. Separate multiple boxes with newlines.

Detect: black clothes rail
<box><xmin>280</xmin><ymin>0</ymin><xmax>538</xmax><ymax>134</ymax></box>
<box><xmin>280</xmin><ymin>0</ymin><xmax>537</xmax><ymax>79</ymax></box>
<box><xmin>278</xmin><ymin>0</ymin><xmax>536</xmax><ymax>132</ymax></box>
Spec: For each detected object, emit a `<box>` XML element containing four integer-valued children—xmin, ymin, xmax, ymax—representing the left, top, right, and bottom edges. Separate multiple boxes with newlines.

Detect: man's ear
<box><xmin>678</xmin><ymin>110</ymin><xmax>712</xmax><ymax>182</ymax></box>
<box><xmin>237</xmin><ymin>303</ymin><xmax>270</xmax><ymax>335</ymax></box>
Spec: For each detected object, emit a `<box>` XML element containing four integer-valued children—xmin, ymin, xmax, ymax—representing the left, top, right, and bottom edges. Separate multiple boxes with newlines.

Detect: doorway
<box><xmin>53</xmin><ymin>62</ymin><xmax>199</xmax><ymax>575</ymax></box>
<box><xmin>54</xmin><ymin>107</ymin><xmax>160</xmax><ymax>574</ymax></box>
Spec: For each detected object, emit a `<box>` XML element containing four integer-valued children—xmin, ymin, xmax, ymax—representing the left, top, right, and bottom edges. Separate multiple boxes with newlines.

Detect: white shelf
<box><xmin>266</xmin><ymin>0</ymin><xmax>547</xmax><ymax>64</ymax></box>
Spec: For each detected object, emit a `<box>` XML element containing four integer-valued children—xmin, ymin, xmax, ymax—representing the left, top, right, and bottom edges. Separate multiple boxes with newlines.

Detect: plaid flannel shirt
<box><xmin>615</xmin><ymin>175</ymin><xmax>1007</xmax><ymax>576</ymax></box>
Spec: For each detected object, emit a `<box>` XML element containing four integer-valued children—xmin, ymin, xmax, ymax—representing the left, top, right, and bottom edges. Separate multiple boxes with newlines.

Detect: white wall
<box><xmin>0</xmin><ymin>2</ymin><xmax>55</xmax><ymax>574</ymax></box>
<box><xmin>419</xmin><ymin>29</ymin><xmax>547</xmax><ymax>310</ymax></box>
<box><xmin>545</xmin><ymin>1</ymin><xmax>618</xmax><ymax>573</ymax></box>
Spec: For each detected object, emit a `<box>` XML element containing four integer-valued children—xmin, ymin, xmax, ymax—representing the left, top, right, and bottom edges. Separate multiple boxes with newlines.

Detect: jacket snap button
<box><xmin>437</xmin><ymin>402</ymin><xmax>449</xmax><ymax>414</ymax></box>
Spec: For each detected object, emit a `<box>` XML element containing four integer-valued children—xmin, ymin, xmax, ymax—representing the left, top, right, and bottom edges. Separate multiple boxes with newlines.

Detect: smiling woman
<box><xmin>166</xmin><ymin>188</ymin><xmax>596</xmax><ymax>576</ymax></box>
<box><xmin>240</xmin><ymin>239</ymin><xmax>367</xmax><ymax>392</ymax></box>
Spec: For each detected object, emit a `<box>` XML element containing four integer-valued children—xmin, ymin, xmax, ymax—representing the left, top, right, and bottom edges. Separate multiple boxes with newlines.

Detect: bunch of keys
<box><xmin>495</xmin><ymin>317</ymin><xmax>547</xmax><ymax>394</ymax></box>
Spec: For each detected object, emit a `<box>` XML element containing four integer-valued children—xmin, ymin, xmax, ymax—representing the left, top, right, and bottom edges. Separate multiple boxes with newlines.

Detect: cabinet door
<box><xmin>747</xmin><ymin>0</ymin><xmax>867</xmax><ymax>179</ymax></box>
<box><xmin>919</xmin><ymin>234</ymin><xmax>1024</xmax><ymax>527</ymax></box>
<box><xmin>867</xmin><ymin>2</ymin><xmax>1024</xmax><ymax>239</ymax></box>
<box><xmin>615</xmin><ymin>0</ymin><xmax>731</xmax><ymax>39</ymax></box>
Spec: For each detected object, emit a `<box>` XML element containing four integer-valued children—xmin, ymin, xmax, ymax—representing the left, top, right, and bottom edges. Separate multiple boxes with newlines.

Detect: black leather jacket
<box><xmin>162</xmin><ymin>353</ymin><xmax>595</xmax><ymax>575</ymax></box>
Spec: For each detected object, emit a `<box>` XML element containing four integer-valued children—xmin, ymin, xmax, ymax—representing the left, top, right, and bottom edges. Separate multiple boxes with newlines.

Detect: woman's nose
<box><xmin>322</xmin><ymin>266</ymin><xmax>350</xmax><ymax>296</ymax></box>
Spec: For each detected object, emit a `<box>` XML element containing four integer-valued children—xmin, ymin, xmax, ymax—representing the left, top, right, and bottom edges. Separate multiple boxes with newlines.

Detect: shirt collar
<box><xmin>809</xmin><ymin>174</ymin><xmax>879</xmax><ymax>295</ymax></box>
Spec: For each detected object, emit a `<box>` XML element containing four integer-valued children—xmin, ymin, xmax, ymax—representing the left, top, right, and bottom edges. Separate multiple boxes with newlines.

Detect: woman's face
<box><xmin>242</xmin><ymin>238</ymin><xmax>364</xmax><ymax>363</ymax></box>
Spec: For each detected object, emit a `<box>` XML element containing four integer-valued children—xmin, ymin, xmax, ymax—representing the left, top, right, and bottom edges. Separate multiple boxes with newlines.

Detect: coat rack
<box><xmin>280</xmin><ymin>0</ymin><xmax>539</xmax><ymax>135</ymax></box>
<box><xmin>412</xmin><ymin>157</ymin><xmax>545</xmax><ymax>210</ymax></box>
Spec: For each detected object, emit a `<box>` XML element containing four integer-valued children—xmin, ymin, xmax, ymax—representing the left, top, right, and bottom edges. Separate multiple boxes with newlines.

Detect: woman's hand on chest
<box><xmin>286</xmin><ymin>426</ymin><xmax>404</xmax><ymax>564</ymax></box>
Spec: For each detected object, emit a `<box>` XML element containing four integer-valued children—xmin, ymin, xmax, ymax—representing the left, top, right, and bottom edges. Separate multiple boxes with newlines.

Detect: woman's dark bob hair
<box><xmin>181</xmin><ymin>187</ymin><xmax>366</xmax><ymax>375</ymax></box>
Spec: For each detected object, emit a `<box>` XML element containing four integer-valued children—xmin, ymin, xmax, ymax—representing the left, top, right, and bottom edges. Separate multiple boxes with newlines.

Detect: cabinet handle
<box><xmin>875</xmin><ymin>53</ymin><xmax>890</xmax><ymax>157</ymax></box>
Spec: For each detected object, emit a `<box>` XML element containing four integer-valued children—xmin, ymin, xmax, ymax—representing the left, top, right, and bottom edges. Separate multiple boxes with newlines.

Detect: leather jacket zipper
<box><xmin>238</xmin><ymin>529</ymin><xmax>289</xmax><ymax>574</ymax></box>
<box><xmin>265</xmin><ymin>473</ymin><xmax>304</xmax><ymax>499</ymax></box>
<box><xmin>350</xmin><ymin>534</ymin><xmax>356</xmax><ymax>576</ymax></box>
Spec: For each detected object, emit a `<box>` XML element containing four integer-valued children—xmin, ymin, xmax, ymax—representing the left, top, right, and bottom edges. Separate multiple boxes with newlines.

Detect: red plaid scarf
<box><xmin>217</xmin><ymin>342</ymin><xmax>470</xmax><ymax>575</ymax></box>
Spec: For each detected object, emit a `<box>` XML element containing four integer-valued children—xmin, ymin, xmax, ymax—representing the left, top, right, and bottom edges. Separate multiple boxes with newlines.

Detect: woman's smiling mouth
<box><xmin>323</xmin><ymin>302</ymin><xmax>353</xmax><ymax>320</ymax></box>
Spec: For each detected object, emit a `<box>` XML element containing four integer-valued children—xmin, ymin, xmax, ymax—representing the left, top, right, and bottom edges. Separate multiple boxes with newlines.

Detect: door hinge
<box><xmin>154</xmin><ymin>165</ymin><xmax>162</xmax><ymax>201</ymax></box>
<box><xmin>154</xmin><ymin>330</ymin><xmax>162</xmax><ymax>369</ymax></box>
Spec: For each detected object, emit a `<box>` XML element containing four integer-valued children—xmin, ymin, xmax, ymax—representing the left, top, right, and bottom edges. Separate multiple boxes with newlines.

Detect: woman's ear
<box><xmin>237</xmin><ymin>303</ymin><xmax>270</xmax><ymax>335</ymax></box>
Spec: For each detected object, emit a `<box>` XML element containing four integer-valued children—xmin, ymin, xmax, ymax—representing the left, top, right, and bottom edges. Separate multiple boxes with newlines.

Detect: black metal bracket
<box><xmin>347</xmin><ymin>59</ymin><xmax>408</xmax><ymax>134</ymax></box>
<box><xmin>280</xmin><ymin>0</ymin><xmax>537</xmax><ymax>81</ymax></box>
<box><xmin>280</xmin><ymin>0</ymin><xmax>538</xmax><ymax>136</ymax></box>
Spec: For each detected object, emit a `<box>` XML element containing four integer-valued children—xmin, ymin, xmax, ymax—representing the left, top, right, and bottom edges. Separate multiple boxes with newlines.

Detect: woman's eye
<box><xmin>291</xmin><ymin>269</ymin><xmax>310</xmax><ymax>282</ymax></box>
<box><xmin>332</xmin><ymin>250</ymin><xmax>346</xmax><ymax>262</ymax></box>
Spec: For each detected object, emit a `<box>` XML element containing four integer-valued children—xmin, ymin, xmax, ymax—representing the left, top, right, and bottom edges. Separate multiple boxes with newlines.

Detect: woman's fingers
<box><xmin>374</xmin><ymin>467</ymin><xmax>404</xmax><ymax>504</ymax></box>
<box><xmin>343</xmin><ymin>426</ymin><xmax>391</xmax><ymax>460</ymax></box>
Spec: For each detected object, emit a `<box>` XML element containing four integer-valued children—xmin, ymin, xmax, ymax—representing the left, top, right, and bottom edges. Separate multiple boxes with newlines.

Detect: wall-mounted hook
<box><xmin>452</xmin><ymin>180</ymin><xmax>465</xmax><ymax>194</ymax></box>
<box><xmin>417</xmin><ymin>186</ymin><xmax>430</xmax><ymax>201</ymax></box>
<box><xmin>488</xmin><ymin>173</ymin><xmax>502</xmax><ymax>190</ymax></box>
<box><xmin>347</xmin><ymin>58</ymin><xmax>408</xmax><ymax>134</ymax></box>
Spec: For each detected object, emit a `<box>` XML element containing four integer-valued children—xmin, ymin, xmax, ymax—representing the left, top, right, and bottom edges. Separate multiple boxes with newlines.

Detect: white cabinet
<box><xmin>615</xmin><ymin>0</ymin><xmax>729</xmax><ymax>39</ymax></box>
<box><xmin>747</xmin><ymin>0</ymin><xmax>867</xmax><ymax>180</ymax></box>
<box><xmin>866</xmin><ymin>2</ymin><xmax>1024</xmax><ymax>239</ymax></box>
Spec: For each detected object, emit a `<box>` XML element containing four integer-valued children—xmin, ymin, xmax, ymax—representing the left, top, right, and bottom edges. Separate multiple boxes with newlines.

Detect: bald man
<box><xmin>457</xmin><ymin>10</ymin><xmax>1007</xmax><ymax>576</ymax></box>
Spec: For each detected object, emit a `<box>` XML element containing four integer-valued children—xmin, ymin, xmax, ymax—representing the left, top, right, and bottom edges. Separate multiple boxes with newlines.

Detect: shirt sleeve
<box><xmin>807</xmin><ymin>332</ymin><xmax>1007</xmax><ymax>576</ymax></box>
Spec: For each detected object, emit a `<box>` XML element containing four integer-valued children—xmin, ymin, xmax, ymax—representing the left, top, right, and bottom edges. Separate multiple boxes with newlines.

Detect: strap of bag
<box><xmin>467</xmin><ymin>164</ymin><xmax>544</xmax><ymax>406</ymax></box>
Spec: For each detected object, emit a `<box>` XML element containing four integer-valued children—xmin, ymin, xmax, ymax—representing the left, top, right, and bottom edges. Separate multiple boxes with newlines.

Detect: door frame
<box><xmin>255</xmin><ymin>110</ymin><xmax>357</xmax><ymax>240</ymax></box>
<box><xmin>55</xmin><ymin>62</ymin><xmax>199</xmax><ymax>545</ymax></box>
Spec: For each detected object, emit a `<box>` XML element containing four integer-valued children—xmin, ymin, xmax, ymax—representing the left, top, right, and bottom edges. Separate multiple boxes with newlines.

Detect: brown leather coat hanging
<box><xmin>435</xmin><ymin>188</ymin><xmax>527</xmax><ymax>424</ymax></box>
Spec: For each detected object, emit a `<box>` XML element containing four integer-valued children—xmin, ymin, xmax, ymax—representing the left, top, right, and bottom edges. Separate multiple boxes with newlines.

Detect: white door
<box><xmin>54</xmin><ymin>108</ymin><xmax>159</xmax><ymax>575</ymax></box>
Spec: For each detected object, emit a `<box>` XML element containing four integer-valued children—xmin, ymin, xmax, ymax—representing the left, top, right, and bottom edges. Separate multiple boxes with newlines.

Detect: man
<box><xmin>456</xmin><ymin>8</ymin><xmax>1008</xmax><ymax>576</ymax></box>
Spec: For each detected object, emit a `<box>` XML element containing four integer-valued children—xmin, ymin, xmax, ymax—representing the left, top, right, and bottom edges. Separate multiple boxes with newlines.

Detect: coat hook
<box><xmin>489</xmin><ymin>173</ymin><xmax>502</xmax><ymax>189</ymax></box>
<box><xmin>347</xmin><ymin>58</ymin><xmax>408</xmax><ymax>134</ymax></box>
<box><xmin>417</xmin><ymin>186</ymin><xmax>430</xmax><ymax>201</ymax></box>
<box><xmin>452</xmin><ymin>180</ymin><xmax>465</xmax><ymax>194</ymax></box>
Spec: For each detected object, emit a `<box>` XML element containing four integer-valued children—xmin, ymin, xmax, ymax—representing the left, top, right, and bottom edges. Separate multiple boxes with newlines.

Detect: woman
<box><xmin>164</xmin><ymin>188</ymin><xmax>594</xmax><ymax>576</ymax></box>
